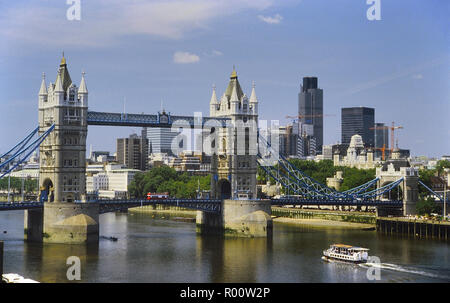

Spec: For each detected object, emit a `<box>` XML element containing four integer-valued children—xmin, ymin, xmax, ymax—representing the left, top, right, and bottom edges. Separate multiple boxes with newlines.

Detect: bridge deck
<box><xmin>0</xmin><ymin>198</ymin><xmax>404</xmax><ymax>213</ymax></box>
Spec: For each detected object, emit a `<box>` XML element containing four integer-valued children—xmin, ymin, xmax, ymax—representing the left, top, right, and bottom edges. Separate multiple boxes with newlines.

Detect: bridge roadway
<box><xmin>0</xmin><ymin>198</ymin><xmax>403</xmax><ymax>213</ymax></box>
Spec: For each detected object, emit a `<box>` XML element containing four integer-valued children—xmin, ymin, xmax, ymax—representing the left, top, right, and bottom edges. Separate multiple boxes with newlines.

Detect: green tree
<box><xmin>435</xmin><ymin>160</ymin><xmax>450</xmax><ymax>176</ymax></box>
<box><xmin>128</xmin><ymin>166</ymin><xmax>210</xmax><ymax>199</ymax></box>
<box><xmin>416</xmin><ymin>197</ymin><xmax>441</xmax><ymax>216</ymax></box>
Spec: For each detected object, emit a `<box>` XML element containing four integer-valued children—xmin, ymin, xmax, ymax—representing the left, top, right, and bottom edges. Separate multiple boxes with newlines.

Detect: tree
<box><xmin>416</xmin><ymin>197</ymin><xmax>441</xmax><ymax>216</ymax></box>
<box><xmin>128</xmin><ymin>166</ymin><xmax>210</xmax><ymax>199</ymax></box>
<box><xmin>435</xmin><ymin>160</ymin><xmax>450</xmax><ymax>176</ymax></box>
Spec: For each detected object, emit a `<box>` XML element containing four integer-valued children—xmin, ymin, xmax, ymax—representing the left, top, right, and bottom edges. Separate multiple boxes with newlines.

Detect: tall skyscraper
<box><xmin>298</xmin><ymin>77</ymin><xmax>323</xmax><ymax>153</ymax></box>
<box><xmin>341</xmin><ymin>107</ymin><xmax>375</xmax><ymax>147</ymax></box>
<box><xmin>116</xmin><ymin>133</ymin><xmax>149</xmax><ymax>170</ymax></box>
<box><xmin>374</xmin><ymin>122</ymin><xmax>389</xmax><ymax>158</ymax></box>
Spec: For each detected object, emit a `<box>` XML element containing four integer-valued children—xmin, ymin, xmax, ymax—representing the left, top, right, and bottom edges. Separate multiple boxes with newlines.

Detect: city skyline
<box><xmin>1</xmin><ymin>0</ymin><xmax>449</xmax><ymax>157</ymax></box>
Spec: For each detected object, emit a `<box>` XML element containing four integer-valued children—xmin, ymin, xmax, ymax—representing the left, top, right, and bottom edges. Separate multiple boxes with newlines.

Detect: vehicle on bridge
<box><xmin>146</xmin><ymin>192</ymin><xmax>170</xmax><ymax>200</ymax></box>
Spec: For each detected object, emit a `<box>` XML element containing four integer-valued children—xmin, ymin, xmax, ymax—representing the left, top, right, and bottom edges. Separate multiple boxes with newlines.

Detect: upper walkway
<box><xmin>87</xmin><ymin>111</ymin><xmax>230</xmax><ymax>128</ymax></box>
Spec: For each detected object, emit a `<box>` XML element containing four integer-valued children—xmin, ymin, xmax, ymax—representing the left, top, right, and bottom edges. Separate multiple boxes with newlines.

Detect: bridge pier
<box><xmin>196</xmin><ymin>199</ymin><xmax>272</xmax><ymax>237</ymax></box>
<box><xmin>25</xmin><ymin>203</ymin><xmax>99</xmax><ymax>244</ymax></box>
<box><xmin>24</xmin><ymin>209</ymin><xmax>44</xmax><ymax>242</ymax></box>
<box><xmin>42</xmin><ymin>203</ymin><xmax>99</xmax><ymax>244</ymax></box>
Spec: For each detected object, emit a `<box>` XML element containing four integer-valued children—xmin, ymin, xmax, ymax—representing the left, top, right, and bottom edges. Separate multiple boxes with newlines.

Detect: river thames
<box><xmin>1</xmin><ymin>210</ymin><xmax>449</xmax><ymax>283</ymax></box>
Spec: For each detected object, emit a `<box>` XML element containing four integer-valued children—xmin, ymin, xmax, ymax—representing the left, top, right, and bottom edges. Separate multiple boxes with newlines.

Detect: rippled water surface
<box><xmin>1</xmin><ymin>210</ymin><xmax>449</xmax><ymax>282</ymax></box>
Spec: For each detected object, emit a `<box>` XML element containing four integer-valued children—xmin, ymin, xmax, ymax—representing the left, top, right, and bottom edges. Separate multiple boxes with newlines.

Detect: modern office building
<box><xmin>116</xmin><ymin>133</ymin><xmax>149</xmax><ymax>170</ymax></box>
<box><xmin>86</xmin><ymin>163</ymin><xmax>140</xmax><ymax>199</ymax></box>
<box><xmin>146</xmin><ymin>127</ymin><xmax>180</xmax><ymax>156</ymax></box>
<box><xmin>298</xmin><ymin>77</ymin><xmax>323</xmax><ymax>153</ymax></box>
<box><xmin>374</xmin><ymin>122</ymin><xmax>389</xmax><ymax>159</ymax></box>
<box><xmin>341</xmin><ymin>107</ymin><xmax>375</xmax><ymax>147</ymax></box>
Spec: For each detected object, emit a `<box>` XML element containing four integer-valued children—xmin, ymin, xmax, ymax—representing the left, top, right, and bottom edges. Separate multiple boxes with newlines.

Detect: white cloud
<box><xmin>212</xmin><ymin>50</ymin><xmax>223</xmax><ymax>56</ymax></box>
<box><xmin>0</xmin><ymin>0</ymin><xmax>276</xmax><ymax>48</ymax></box>
<box><xmin>412</xmin><ymin>74</ymin><xmax>423</xmax><ymax>79</ymax></box>
<box><xmin>173</xmin><ymin>51</ymin><xmax>200</xmax><ymax>64</ymax></box>
<box><xmin>258</xmin><ymin>14</ymin><xmax>283</xmax><ymax>24</ymax></box>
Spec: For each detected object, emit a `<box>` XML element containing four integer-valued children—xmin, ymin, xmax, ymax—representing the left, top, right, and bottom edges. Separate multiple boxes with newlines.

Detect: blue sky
<box><xmin>0</xmin><ymin>0</ymin><xmax>449</xmax><ymax>157</ymax></box>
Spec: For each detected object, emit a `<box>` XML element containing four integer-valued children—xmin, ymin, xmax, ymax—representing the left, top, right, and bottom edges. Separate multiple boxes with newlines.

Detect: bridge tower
<box><xmin>209</xmin><ymin>68</ymin><xmax>258</xmax><ymax>200</ymax></box>
<box><xmin>376</xmin><ymin>158</ymin><xmax>419</xmax><ymax>217</ymax></box>
<box><xmin>25</xmin><ymin>55</ymin><xmax>99</xmax><ymax>244</ymax></box>
<box><xmin>197</xmin><ymin>68</ymin><xmax>272</xmax><ymax>237</ymax></box>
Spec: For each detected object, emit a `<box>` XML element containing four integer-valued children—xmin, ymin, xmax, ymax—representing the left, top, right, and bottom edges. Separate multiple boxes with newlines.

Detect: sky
<box><xmin>0</xmin><ymin>0</ymin><xmax>449</xmax><ymax>157</ymax></box>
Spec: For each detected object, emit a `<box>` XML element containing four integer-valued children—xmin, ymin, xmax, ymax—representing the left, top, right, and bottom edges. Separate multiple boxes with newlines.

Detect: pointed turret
<box><xmin>78</xmin><ymin>71</ymin><xmax>88</xmax><ymax>106</ymax></box>
<box><xmin>209</xmin><ymin>84</ymin><xmax>218</xmax><ymax>116</ymax></box>
<box><xmin>39</xmin><ymin>73</ymin><xmax>48</xmax><ymax>96</ymax></box>
<box><xmin>249</xmin><ymin>81</ymin><xmax>257</xmax><ymax>103</ymax></box>
<box><xmin>230</xmin><ymin>83</ymin><xmax>240</xmax><ymax>113</ymax></box>
<box><xmin>54</xmin><ymin>70</ymin><xmax>64</xmax><ymax>92</ymax></box>
<box><xmin>249</xmin><ymin>81</ymin><xmax>258</xmax><ymax>114</ymax></box>
<box><xmin>57</xmin><ymin>52</ymin><xmax>72</xmax><ymax>92</ymax></box>
<box><xmin>225</xmin><ymin>66</ymin><xmax>243</xmax><ymax>102</ymax></box>
<box><xmin>230</xmin><ymin>84</ymin><xmax>239</xmax><ymax>102</ymax></box>
<box><xmin>230</xmin><ymin>66</ymin><xmax>237</xmax><ymax>79</ymax></box>
<box><xmin>210</xmin><ymin>84</ymin><xmax>218</xmax><ymax>104</ymax></box>
<box><xmin>79</xmin><ymin>71</ymin><xmax>88</xmax><ymax>93</ymax></box>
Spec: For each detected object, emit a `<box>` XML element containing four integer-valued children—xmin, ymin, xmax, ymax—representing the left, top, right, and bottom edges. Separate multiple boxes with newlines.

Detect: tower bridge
<box><xmin>0</xmin><ymin>55</ymin><xmax>422</xmax><ymax>244</ymax></box>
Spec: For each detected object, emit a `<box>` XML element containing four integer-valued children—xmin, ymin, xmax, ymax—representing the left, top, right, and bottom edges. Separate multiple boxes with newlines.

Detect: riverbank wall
<box><xmin>376</xmin><ymin>217</ymin><xmax>450</xmax><ymax>240</ymax></box>
<box><xmin>128</xmin><ymin>205</ymin><xmax>197</xmax><ymax>216</ymax></box>
<box><xmin>129</xmin><ymin>205</ymin><xmax>376</xmax><ymax>225</ymax></box>
<box><xmin>271</xmin><ymin>207</ymin><xmax>376</xmax><ymax>225</ymax></box>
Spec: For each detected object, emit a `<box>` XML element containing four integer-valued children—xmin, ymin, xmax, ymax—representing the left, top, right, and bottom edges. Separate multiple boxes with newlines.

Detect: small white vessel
<box><xmin>2</xmin><ymin>273</ymin><xmax>39</xmax><ymax>283</ymax></box>
<box><xmin>322</xmin><ymin>244</ymin><xmax>369</xmax><ymax>263</ymax></box>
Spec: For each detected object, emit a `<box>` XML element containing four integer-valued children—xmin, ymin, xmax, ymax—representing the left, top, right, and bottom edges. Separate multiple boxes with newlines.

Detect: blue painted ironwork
<box><xmin>0</xmin><ymin>127</ymin><xmax>38</xmax><ymax>160</ymax></box>
<box><xmin>87</xmin><ymin>111</ymin><xmax>230</xmax><ymax>128</ymax></box>
<box><xmin>0</xmin><ymin>199</ymin><xmax>222</xmax><ymax>213</ymax></box>
<box><xmin>342</xmin><ymin>178</ymin><xmax>379</xmax><ymax>195</ymax></box>
<box><xmin>418</xmin><ymin>180</ymin><xmax>448</xmax><ymax>202</ymax></box>
<box><xmin>258</xmin><ymin>134</ymin><xmax>402</xmax><ymax>201</ymax></box>
<box><xmin>0</xmin><ymin>201</ymin><xmax>43</xmax><ymax>211</ymax></box>
<box><xmin>271</xmin><ymin>198</ymin><xmax>403</xmax><ymax>207</ymax></box>
<box><xmin>0</xmin><ymin>125</ymin><xmax>55</xmax><ymax>179</ymax></box>
<box><xmin>0</xmin><ymin>197</ymin><xmax>404</xmax><ymax>212</ymax></box>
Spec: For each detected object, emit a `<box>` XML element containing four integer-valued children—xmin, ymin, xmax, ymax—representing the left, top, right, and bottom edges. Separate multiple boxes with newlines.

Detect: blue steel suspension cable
<box><xmin>0</xmin><ymin>127</ymin><xmax>39</xmax><ymax>160</ymax></box>
<box><xmin>0</xmin><ymin>125</ymin><xmax>55</xmax><ymax>178</ymax></box>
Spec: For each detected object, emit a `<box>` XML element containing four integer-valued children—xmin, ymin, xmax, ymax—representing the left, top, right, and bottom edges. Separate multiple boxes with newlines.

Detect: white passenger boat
<box><xmin>322</xmin><ymin>244</ymin><xmax>369</xmax><ymax>263</ymax></box>
<box><xmin>2</xmin><ymin>273</ymin><xmax>39</xmax><ymax>283</ymax></box>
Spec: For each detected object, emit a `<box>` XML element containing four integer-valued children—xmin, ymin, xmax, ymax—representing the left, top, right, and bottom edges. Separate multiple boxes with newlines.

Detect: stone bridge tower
<box><xmin>208</xmin><ymin>68</ymin><xmax>258</xmax><ymax>200</ymax></box>
<box><xmin>26</xmin><ymin>55</ymin><xmax>99</xmax><ymax>244</ymax></box>
<box><xmin>197</xmin><ymin>68</ymin><xmax>272</xmax><ymax>237</ymax></box>
<box><xmin>376</xmin><ymin>155</ymin><xmax>419</xmax><ymax>217</ymax></box>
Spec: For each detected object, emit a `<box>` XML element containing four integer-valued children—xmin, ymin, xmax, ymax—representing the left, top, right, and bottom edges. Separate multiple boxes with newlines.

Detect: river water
<box><xmin>1</xmin><ymin>210</ymin><xmax>449</xmax><ymax>283</ymax></box>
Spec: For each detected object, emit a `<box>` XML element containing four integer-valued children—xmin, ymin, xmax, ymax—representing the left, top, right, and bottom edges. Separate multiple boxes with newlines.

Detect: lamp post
<box><xmin>444</xmin><ymin>183</ymin><xmax>447</xmax><ymax>219</ymax></box>
<box><xmin>444</xmin><ymin>168</ymin><xmax>450</xmax><ymax>220</ymax></box>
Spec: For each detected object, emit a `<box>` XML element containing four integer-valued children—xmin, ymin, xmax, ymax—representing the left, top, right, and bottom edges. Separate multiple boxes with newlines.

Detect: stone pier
<box><xmin>196</xmin><ymin>199</ymin><xmax>272</xmax><ymax>237</ymax></box>
<box><xmin>25</xmin><ymin>203</ymin><xmax>99</xmax><ymax>244</ymax></box>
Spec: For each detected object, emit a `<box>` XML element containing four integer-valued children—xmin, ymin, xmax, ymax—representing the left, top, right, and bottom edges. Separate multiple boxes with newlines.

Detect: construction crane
<box><xmin>370</xmin><ymin>122</ymin><xmax>403</xmax><ymax>158</ymax></box>
<box><xmin>372</xmin><ymin>143</ymin><xmax>387</xmax><ymax>161</ymax></box>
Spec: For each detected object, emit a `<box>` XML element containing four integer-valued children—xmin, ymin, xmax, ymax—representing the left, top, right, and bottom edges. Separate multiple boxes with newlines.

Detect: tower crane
<box><xmin>373</xmin><ymin>143</ymin><xmax>387</xmax><ymax>161</ymax></box>
<box><xmin>370</xmin><ymin>122</ymin><xmax>403</xmax><ymax>158</ymax></box>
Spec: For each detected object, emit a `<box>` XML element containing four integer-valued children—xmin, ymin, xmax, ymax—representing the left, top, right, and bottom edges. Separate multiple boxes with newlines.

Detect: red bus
<box><xmin>146</xmin><ymin>192</ymin><xmax>169</xmax><ymax>200</ymax></box>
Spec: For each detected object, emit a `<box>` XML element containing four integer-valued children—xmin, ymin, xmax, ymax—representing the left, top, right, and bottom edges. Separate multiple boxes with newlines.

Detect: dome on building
<box><xmin>349</xmin><ymin>134</ymin><xmax>364</xmax><ymax>149</ymax></box>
